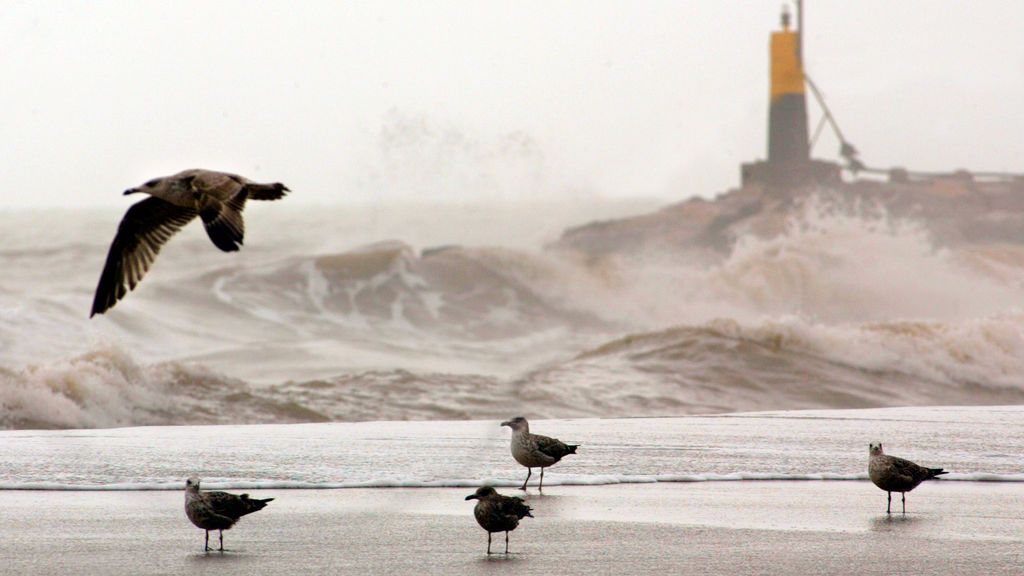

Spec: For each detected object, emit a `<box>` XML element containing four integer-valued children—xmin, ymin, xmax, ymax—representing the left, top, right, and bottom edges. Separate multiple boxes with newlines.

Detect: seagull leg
<box><xmin>487</xmin><ymin>532</ymin><xmax>492</xmax><ymax>555</ymax></box>
<box><xmin>886</xmin><ymin>492</ymin><xmax>891</xmax><ymax>514</ymax></box>
<box><xmin>520</xmin><ymin>468</ymin><xmax>531</xmax><ymax>490</ymax></box>
<box><xmin>219</xmin><ymin>530</ymin><xmax>224</xmax><ymax>552</ymax></box>
<box><xmin>539</xmin><ymin>468</ymin><xmax>545</xmax><ymax>492</ymax></box>
<box><xmin>505</xmin><ymin>531</ymin><xmax>509</xmax><ymax>554</ymax></box>
<box><xmin>204</xmin><ymin>530</ymin><xmax>210</xmax><ymax>552</ymax></box>
<box><xmin>901</xmin><ymin>493</ymin><xmax>906</xmax><ymax>514</ymax></box>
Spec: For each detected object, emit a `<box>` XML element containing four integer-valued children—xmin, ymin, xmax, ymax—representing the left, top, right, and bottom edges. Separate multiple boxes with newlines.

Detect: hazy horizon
<box><xmin>3</xmin><ymin>1</ymin><xmax>1022</xmax><ymax>210</ymax></box>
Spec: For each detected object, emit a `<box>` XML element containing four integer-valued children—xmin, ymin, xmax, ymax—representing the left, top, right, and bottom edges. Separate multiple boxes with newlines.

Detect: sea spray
<box><xmin>3</xmin><ymin>200</ymin><xmax>1024</xmax><ymax>428</ymax></box>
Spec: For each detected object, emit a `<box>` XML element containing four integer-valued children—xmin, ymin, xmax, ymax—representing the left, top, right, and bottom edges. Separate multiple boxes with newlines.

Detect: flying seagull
<box><xmin>868</xmin><ymin>442</ymin><xmax>947</xmax><ymax>514</ymax></box>
<box><xmin>90</xmin><ymin>169</ymin><xmax>289</xmax><ymax>316</ymax></box>
<box><xmin>465</xmin><ymin>486</ymin><xmax>533</xmax><ymax>554</ymax></box>
<box><xmin>184</xmin><ymin>476</ymin><xmax>274</xmax><ymax>551</ymax></box>
<box><xmin>501</xmin><ymin>416</ymin><xmax>578</xmax><ymax>491</ymax></box>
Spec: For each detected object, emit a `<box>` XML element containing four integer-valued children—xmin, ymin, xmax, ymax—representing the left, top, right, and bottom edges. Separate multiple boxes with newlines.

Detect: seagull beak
<box><xmin>500</xmin><ymin>420</ymin><xmax>511</xmax><ymax>427</ymax></box>
<box><xmin>123</xmin><ymin>188</ymin><xmax>138</xmax><ymax>195</ymax></box>
<box><xmin>465</xmin><ymin>494</ymin><xmax>477</xmax><ymax>500</ymax></box>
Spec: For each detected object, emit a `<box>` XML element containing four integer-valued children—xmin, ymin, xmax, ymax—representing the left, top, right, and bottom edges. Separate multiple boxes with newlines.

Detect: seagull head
<box><xmin>185</xmin><ymin>476</ymin><xmax>201</xmax><ymax>492</ymax></box>
<box><xmin>465</xmin><ymin>486</ymin><xmax>498</xmax><ymax>501</ymax></box>
<box><xmin>125</xmin><ymin>177</ymin><xmax>164</xmax><ymax>196</ymax></box>
<box><xmin>500</xmin><ymin>416</ymin><xmax>529</xmax><ymax>432</ymax></box>
<box><xmin>869</xmin><ymin>442</ymin><xmax>884</xmax><ymax>456</ymax></box>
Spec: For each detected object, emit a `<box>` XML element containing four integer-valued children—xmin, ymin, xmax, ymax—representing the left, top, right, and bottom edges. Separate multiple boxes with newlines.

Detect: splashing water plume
<box><xmin>3</xmin><ymin>197</ymin><xmax>1024</xmax><ymax>428</ymax></box>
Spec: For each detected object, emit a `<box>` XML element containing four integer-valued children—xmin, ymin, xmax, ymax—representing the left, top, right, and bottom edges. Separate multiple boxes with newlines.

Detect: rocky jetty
<box><xmin>550</xmin><ymin>177</ymin><xmax>1024</xmax><ymax>259</ymax></box>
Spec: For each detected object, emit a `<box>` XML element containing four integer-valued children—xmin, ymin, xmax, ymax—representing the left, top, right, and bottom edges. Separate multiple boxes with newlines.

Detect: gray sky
<box><xmin>2</xmin><ymin>1</ymin><xmax>1022</xmax><ymax>208</ymax></box>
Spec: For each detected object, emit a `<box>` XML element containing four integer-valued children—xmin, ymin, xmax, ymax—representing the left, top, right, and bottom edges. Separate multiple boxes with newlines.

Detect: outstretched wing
<box><xmin>187</xmin><ymin>171</ymin><xmax>248</xmax><ymax>252</ymax></box>
<box><xmin>199</xmin><ymin>189</ymin><xmax>248</xmax><ymax>252</ymax></box>
<box><xmin>90</xmin><ymin>198</ymin><xmax>196</xmax><ymax>316</ymax></box>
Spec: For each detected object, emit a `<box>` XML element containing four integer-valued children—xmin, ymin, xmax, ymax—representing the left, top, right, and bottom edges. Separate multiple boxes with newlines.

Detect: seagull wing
<box><xmin>187</xmin><ymin>495</ymin><xmax>236</xmax><ymax>529</ymax></box>
<box><xmin>204</xmin><ymin>491</ymin><xmax>247</xmax><ymax>519</ymax></box>
<box><xmin>196</xmin><ymin>180</ymin><xmax>248</xmax><ymax>253</ymax></box>
<box><xmin>534</xmin><ymin>434</ymin><xmax>574</xmax><ymax>460</ymax></box>
<box><xmin>90</xmin><ymin>197</ymin><xmax>197</xmax><ymax>316</ymax></box>
<box><xmin>889</xmin><ymin>456</ymin><xmax>932</xmax><ymax>484</ymax></box>
<box><xmin>205</xmin><ymin>490</ymin><xmax>271</xmax><ymax>518</ymax></box>
<box><xmin>497</xmin><ymin>495</ymin><xmax>533</xmax><ymax>519</ymax></box>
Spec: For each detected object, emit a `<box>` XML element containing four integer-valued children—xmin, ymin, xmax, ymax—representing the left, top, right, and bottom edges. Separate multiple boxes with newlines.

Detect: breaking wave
<box><xmin>524</xmin><ymin>314</ymin><xmax>1024</xmax><ymax>417</ymax></box>
<box><xmin>4</xmin><ymin>200</ymin><xmax>1024</xmax><ymax>428</ymax></box>
<box><xmin>7</xmin><ymin>310</ymin><xmax>1024</xmax><ymax>429</ymax></box>
<box><xmin>0</xmin><ymin>347</ymin><xmax>327</xmax><ymax>429</ymax></box>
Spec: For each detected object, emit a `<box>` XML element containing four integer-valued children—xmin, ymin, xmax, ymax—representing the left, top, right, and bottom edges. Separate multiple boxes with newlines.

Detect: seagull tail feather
<box><xmin>235</xmin><ymin>495</ymin><xmax>273</xmax><ymax>516</ymax></box>
<box><xmin>246</xmin><ymin>182</ymin><xmax>290</xmax><ymax>201</ymax></box>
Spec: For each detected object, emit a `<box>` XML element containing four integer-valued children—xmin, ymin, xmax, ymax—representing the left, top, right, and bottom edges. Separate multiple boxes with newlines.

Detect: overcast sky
<box><xmin>2</xmin><ymin>1</ymin><xmax>1022</xmax><ymax>209</ymax></box>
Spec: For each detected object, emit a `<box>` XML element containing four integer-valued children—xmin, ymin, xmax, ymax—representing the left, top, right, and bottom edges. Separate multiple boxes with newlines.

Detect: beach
<box><xmin>3</xmin><ymin>482</ymin><xmax>1022</xmax><ymax>575</ymax></box>
<box><xmin>1</xmin><ymin>407</ymin><xmax>1022</xmax><ymax>574</ymax></box>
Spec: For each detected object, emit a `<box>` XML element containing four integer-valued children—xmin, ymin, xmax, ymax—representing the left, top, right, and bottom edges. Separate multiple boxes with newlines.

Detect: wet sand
<box><xmin>2</xmin><ymin>482</ymin><xmax>1021</xmax><ymax>575</ymax></box>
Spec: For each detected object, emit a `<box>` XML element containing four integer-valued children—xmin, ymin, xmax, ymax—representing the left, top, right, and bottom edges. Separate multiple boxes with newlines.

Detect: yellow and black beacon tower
<box><xmin>741</xmin><ymin>2</ymin><xmax>840</xmax><ymax>189</ymax></box>
<box><xmin>767</xmin><ymin>5</ymin><xmax>809</xmax><ymax>168</ymax></box>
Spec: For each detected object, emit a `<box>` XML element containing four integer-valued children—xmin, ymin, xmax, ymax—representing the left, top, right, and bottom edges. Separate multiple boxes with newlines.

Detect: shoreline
<box><xmin>3</xmin><ymin>471</ymin><xmax>1024</xmax><ymax>492</ymax></box>
<box><xmin>1</xmin><ymin>482</ymin><xmax>1021</xmax><ymax>575</ymax></box>
<box><xmin>3</xmin><ymin>407</ymin><xmax>1023</xmax><ymax>491</ymax></box>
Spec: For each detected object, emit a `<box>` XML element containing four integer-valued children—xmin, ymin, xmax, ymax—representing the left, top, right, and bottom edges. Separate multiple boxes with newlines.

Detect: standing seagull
<box><xmin>465</xmin><ymin>486</ymin><xmax>533</xmax><ymax>554</ymax></box>
<box><xmin>184</xmin><ymin>476</ymin><xmax>274</xmax><ymax>551</ymax></box>
<box><xmin>501</xmin><ymin>416</ymin><xmax>578</xmax><ymax>491</ymax></box>
<box><xmin>868</xmin><ymin>442</ymin><xmax>947</xmax><ymax>514</ymax></box>
<box><xmin>90</xmin><ymin>169</ymin><xmax>289</xmax><ymax>316</ymax></box>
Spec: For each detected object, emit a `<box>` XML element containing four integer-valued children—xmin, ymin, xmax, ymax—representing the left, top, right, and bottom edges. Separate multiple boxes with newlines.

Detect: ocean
<box><xmin>3</xmin><ymin>198</ymin><xmax>1024</xmax><ymax>429</ymax></box>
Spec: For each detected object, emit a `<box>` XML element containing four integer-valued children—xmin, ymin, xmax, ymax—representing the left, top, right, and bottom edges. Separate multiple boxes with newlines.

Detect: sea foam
<box><xmin>4</xmin><ymin>202</ymin><xmax>1024</xmax><ymax>428</ymax></box>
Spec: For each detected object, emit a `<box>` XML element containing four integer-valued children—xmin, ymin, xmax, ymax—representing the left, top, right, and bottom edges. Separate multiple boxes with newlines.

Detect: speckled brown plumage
<box><xmin>91</xmin><ymin>169</ymin><xmax>288</xmax><ymax>316</ymax></box>
<box><xmin>184</xmin><ymin>476</ymin><xmax>273</xmax><ymax>551</ymax></box>
<box><xmin>502</xmin><ymin>416</ymin><xmax>578</xmax><ymax>491</ymax></box>
<box><xmin>868</xmin><ymin>442</ymin><xmax>946</xmax><ymax>514</ymax></box>
<box><xmin>465</xmin><ymin>486</ymin><xmax>533</xmax><ymax>554</ymax></box>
